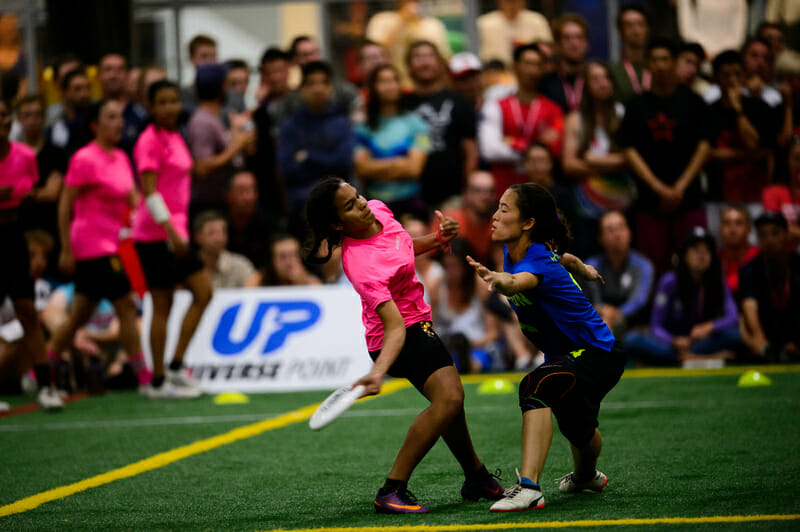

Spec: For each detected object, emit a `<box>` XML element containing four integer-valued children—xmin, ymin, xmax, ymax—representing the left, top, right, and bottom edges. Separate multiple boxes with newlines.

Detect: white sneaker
<box><xmin>0</xmin><ymin>401</ymin><xmax>9</xmax><ymax>411</ymax></box>
<box><xmin>166</xmin><ymin>368</ymin><xmax>203</xmax><ymax>392</ymax></box>
<box><xmin>556</xmin><ymin>470</ymin><xmax>608</xmax><ymax>493</ymax></box>
<box><xmin>140</xmin><ymin>381</ymin><xmax>202</xmax><ymax>399</ymax></box>
<box><xmin>489</xmin><ymin>469</ymin><xmax>545</xmax><ymax>512</ymax></box>
<box><xmin>37</xmin><ymin>387</ymin><xmax>64</xmax><ymax>412</ymax></box>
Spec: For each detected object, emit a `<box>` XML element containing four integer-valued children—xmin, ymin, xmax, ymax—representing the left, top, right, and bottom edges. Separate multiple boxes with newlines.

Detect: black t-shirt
<box><xmin>617</xmin><ymin>85</ymin><xmax>712</xmax><ymax>211</ymax></box>
<box><xmin>738</xmin><ymin>253</ymin><xmax>800</xmax><ymax>346</ymax></box>
<box><xmin>404</xmin><ymin>89</ymin><xmax>476</xmax><ymax>207</ymax></box>
<box><xmin>19</xmin><ymin>141</ymin><xmax>68</xmax><ymax>238</ymax></box>
<box><xmin>249</xmin><ymin>101</ymin><xmax>282</xmax><ymax>215</ymax></box>
<box><xmin>539</xmin><ymin>71</ymin><xmax>581</xmax><ymax>114</ymax></box>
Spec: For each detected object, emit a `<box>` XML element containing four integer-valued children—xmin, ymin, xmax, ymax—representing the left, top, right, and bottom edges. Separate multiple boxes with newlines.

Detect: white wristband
<box><xmin>145</xmin><ymin>193</ymin><xmax>170</xmax><ymax>224</ymax></box>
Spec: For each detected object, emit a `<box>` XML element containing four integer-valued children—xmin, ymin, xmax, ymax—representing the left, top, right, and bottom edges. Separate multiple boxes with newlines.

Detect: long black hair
<box><xmin>676</xmin><ymin>232</ymin><xmax>725</xmax><ymax>322</ymax></box>
<box><xmin>508</xmin><ymin>183</ymin><xmax>572</xmax><ymax>252</ymax></box>
<box><xmin>304</xmin><ymin>177</ymin><xmax>346</xmax><ymax>264</ymax></box>
<box><xmin>366</xmin><ymin>63</ymin><xmax>403</xmax><ymax>130</ymax></box>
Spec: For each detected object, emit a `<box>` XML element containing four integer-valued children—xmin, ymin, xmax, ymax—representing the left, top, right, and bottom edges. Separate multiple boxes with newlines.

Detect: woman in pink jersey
<box><xmin>48</xmin><ymin>99</ymin><xmax>150</xmax><ymax>391</ymax></box>
<box><xmin>132</xmin><ymin>80</ymin><xmax>211</xmax><ymax>399</ymax></box>
<box><xmin>305</xmin><ymin>177</ymin><xmax>503</xmax><ymax>514</ymax></box>
<box><xmin>0</xmin><ymin>84</ymin><xmax>62</xmax><ymax>410</ymax></box>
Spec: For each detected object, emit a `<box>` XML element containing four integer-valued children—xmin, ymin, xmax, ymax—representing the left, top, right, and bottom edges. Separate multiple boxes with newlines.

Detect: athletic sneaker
<box><xmin>461</xmin><ymin>468</ymin><xmax>504</xmax><ymax>501</ymax></box>
<box><xmin>140</xmin><ymin>381</ymin><xmax>202</xmax><ymax>399</ymax></box>
<box><xmin>166</xmin><ymin>368</ymin><xmax>203</xmax><ymax>392</ymax></box>
<box><xmin>37</xmin><ymin>387</ymin><xmax>64</xmax><ymax>412</ymax></box>
<box><xmin>489</xmin><ymin>471</ymin><xmax>545</xmax><ymax>512</ymax></box>
<box><xmin>556</xmin><ymin>470</ymin><xmax>608</xmax><ymax>493</ymax></box>
<box><xmin>373</xmin><ymin>488</ymin><xmax>429</xmax><ymax>514</ymax></box>
<box><xmin>0</xmin><ymin>401</ymin><xmax>10</xmax><ymax>411</ymax></box>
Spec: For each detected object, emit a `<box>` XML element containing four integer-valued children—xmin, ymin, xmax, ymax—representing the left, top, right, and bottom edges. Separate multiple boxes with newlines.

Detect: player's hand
<box><xmin>583</xmin><ymin>264</ymin><xmax>605</xmax><ymax>284</ymax></box>
<box><xmin>434</xmin><ymin>210</ymin><xmax>459</xmax><ymax>242</ymax></box>
<box><xmin>353</xmin><ymin>371</ymin><xmax>383</xmax><ymax>398</ymax></box>
<box><xmin>689</xmin><ymin>322</ymin><xmax>714</xmax><ymax>341</ymax></box>
<box><xmin>466</xmin><ymin>255</ymin><xmax>505</xmax><ymax>292</ymax></box>
<box><xmin>672</xmin><ymin>336</ymin><xmax>691</xmax><ymax>352</ymax></box>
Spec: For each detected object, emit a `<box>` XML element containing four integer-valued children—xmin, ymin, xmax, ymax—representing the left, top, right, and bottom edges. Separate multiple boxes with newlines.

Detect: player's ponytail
<box><xmin>304</xmin><ymin>177</ymin><xmax>345</xmax><ymax>264</ymax></box>
<box><xmin>509</xmin><ymin>183</ymin><xmax>572</xmax><ymax>251</ymax></box>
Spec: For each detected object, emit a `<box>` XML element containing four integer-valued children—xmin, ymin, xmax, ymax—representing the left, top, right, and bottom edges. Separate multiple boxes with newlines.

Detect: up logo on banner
<box><xmin>212</xmin><ymin>301</ymin><xmax>322</xmax><ymax>355</ymax></box>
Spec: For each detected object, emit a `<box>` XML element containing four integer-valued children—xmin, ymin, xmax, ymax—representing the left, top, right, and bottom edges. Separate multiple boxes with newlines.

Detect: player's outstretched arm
<box><xmin>412</xmin><ymin>210</ymin><xmax>459</xmax><ymax>255</ymax></box>
<box><xmin>466</xmin><ymin>256</ymin><xmax>539</xmax><ymax>296</ymax></box>
<box><xmin>560</xmin><ymin>253</ymin><xmax>604</xmax><ymax>284</ymax></box>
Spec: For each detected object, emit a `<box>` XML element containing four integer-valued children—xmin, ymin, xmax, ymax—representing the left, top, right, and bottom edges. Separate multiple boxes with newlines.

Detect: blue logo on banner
<box><xmin>212</xmin><ymin>301</ymin><xmax>322</xmax><ymax>355</ymax></box>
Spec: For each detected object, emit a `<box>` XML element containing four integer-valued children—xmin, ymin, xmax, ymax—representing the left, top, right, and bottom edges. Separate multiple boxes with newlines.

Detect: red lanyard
<box><xmin>561</xmin><ymin>76</ymin><xmax>584</xmax><ymax>110</ymax></box>
<box><xmin>510</xmin><ymin>97</ymin><xmax>543</xmax><ymax>140</ymax></box>
<box><xmin>624</xmin><ymin>60</ymin><xmax>651</xmax><ymax>94</ymax></box>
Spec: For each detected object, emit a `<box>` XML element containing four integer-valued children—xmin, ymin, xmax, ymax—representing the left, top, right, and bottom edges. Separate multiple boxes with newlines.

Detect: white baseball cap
<box><xmin>450</xmin><ymin>52</ymin><xmax>482</xmax><ymax>78</ymax></box>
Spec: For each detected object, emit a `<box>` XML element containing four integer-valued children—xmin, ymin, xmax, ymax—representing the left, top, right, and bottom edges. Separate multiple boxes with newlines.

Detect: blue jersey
<box><xmin>504</xmin><ymin>243</ymin><xmax>615</xmax><ymax>360</ymax></box>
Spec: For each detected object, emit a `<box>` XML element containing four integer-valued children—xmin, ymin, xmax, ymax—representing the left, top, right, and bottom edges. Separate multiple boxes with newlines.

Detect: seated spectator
<box><xmin>609</xmin><ymin>3</ymin><xmax>650</xmax><ymax>104</ymax></box>
<box><xmin>438</xmin><ymin>170</ymin><xmax>496</xmax><ymax>265</ymax></box>
<box><xmin>562</xmin><ymin>60</ymin><xmax>633</xmax><ymax>257</ymax></box>
<box><xmin>193</xmin><ymin>210</ymin><xmax>256</xmax><ymax>289</ymax></box>
<box><xmin>718</xmin><ymin>205</ymin><xmax>760</xmax><ymax>297</ymax></box>
<box><xmin>762</xmin><ymin>137</ymin><xmax>800</xmax><ymax>246</ymax></box>
<box><xmin>477</xmin><ymin>0</ymin><xmax>553</xmax><ymax>66</ymax></box>
<box><xmin>429</xmin><ymin>239</ymin><xmax>500</xmax><ymax>373</ymax></box>
<box><xmin>675</xmin><ymin>42</ymin><xmax>711</xmax><ymax>98</ymax></box>
<box><xmin>254</xmin><ymin>234</ymin><xmax>321</xmax><ymax>287</ymax></box>
<box><xmin>354</xmin><ymin>64</ymin><xmax>430</xmax><ymax>217</ymax></box>
<box><xmin>626</xmin><ymin>227</ymin><xmax>740</xmax><ymax>365</ymax></box>
<box><xmin>480</xmin><ymin>43</ymin><xmax>564</xmax><ymax>199</ymax></box>
<box><xmin>224</xmin><ymin>59</ymin><xmax>250</xmax><ymax>100</ymax></box>
<box><xmin>739</xmin><ymin>212</ymin><xmax>800</xmax><ymax>361</ymax></box>
<box><xmin>225</xmin><ymin>170</ymin><xmax>272</xmax><ymax>268</ymax></box>
<box><xmin>186</xmin><ymin>63</ymin><xmax>255</xmax><ymax>217</ymax></box>
<box><xmin>584</xmin><ymin>211</ymin><xmax>654</xmax><ymax>336</ymax></box>
<box><xmin>278</xmin><ymin>61</ymin><xmax>354</xmax><ymax>235</ymax></box>
<box><xmin>707</xmin><ymin>50</ymin><xmax>777</xmax><ymax>202</ymax></box>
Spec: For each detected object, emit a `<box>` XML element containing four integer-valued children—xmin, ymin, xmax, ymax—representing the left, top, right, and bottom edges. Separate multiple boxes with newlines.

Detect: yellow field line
<box><xmin>0</xmin><ymin>379</ymin><xmax>411</xmax><ymax>519</ymax></box>
<box><xmin>269</xmin><ymin>513</ymin><xmax>800</xmax><ymax>532</ymax></box>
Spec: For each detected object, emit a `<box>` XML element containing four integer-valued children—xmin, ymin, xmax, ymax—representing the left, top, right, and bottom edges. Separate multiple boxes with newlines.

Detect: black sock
<box><xmin>379</xmin><ymin>478</ymin><xmax>407</xmax><ymax>495</ymax></box>
<box><xmin>466</xmin><ymin>464</ymin><xmax>488</xmax><ymax>481</ymax></box>
<box><xmin>152</xmin><ymin>376</ymin><xmax>165</xmax><ymax>388</ymax></box>
<box><xmin>168</xmin><ymin>360</ymin><xmax>183</xmax><ymax>371</ymax></box>
<box><xmin>34</xmin><ymin>364</ymin><xmax>51</xmax><ymax>389</ymax></box>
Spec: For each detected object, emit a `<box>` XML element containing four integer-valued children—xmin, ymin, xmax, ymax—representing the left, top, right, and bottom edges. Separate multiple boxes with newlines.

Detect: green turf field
<box><xmin>1</xmin><ymin>366</ymin><xmax>799</xmax><ymax>531</ymax></box>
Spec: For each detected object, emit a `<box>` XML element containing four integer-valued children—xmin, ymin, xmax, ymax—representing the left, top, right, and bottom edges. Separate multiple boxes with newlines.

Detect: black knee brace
<box><xmin>518</xmin><ymin>361</ymin><xmax>577</xmax><ymax>413</ymax></box>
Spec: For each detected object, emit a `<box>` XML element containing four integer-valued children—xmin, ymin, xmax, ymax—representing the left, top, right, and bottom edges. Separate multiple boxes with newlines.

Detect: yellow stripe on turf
<box><xmin>0</xmin><ymin>379</ymin><xmax>411</xmax><ymax>519</ymax></box>
<box><xmin>269</xmin><ymin>513</ymin><xmax>800</xmax><ymax>532</ymax></box>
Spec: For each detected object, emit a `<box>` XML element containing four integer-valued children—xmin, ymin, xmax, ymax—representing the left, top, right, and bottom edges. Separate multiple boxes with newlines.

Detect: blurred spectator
<box><xmin>354</xmin><ymin>64</ymin><xmax>430</xmax><ymax>217</ymax></box>
<box><xmin>757</xmin><ymin>21</ymin><xmax>786</xmax><ymax>58</ymax></box>
<box><xmin>762</xmin><ymin>137</ymin><xmax>800</xmax><ymax>246</ymax></box>
<box><xmin>182</xmin><ymin>34</ymin><xmax>245</xmax><ymax>113</ymax></box>
<box><xmin>186</xmin><ymin>63</ymin><xmax>255</xmax><ymax>216</ymax></box>
<box><xmin>288</xmin><ymin>35</ymin><xmax>322</xmax><ymax>89</ymax></box>
<box><xmin>706</xmin><ymin>38</ymin><xmax>782</xmax><ymax>110</ymax></box>
<box><xmin>540</xmin><ymin>14</ymin><xmax>590</xmax><ymax>113</ymax></box>
<box><xmin>127</xmin><ymin>67</ymin><xmax>142</xmax><ymax>106</ymax></box>
<box><xmin>48</xmin><ymin>69</ymin><xmax>91</xmax><ymax>154</ymax></box>
<box><xmin>775</xmin><ymin>50</ymin><xmax>800</xmax><ymax>143</ymax></box>
<box><xmin>450</xmin><ymin>52</ymin><xmax>483</xmax><ymax>110</ymax></box>
<box><xmin>476</xmin><ymin>0</ymin><xmax>553</xmax><ymax>66</ymax></box>
<box><xmin>253</xmin><ymin>234</ymin><xmax>322</xmax><ymax>287</ymax></box>
<box><xmin>718</xmin><ymin>204</ymin><xmax>759</xmax><ymax>297</ymax></box>
<box><xmin>138</xmin><ymin>66</ymin><xmax>167</xmax><ymax>112</ymax></box>
<box><xmin>44</xmin><ymin>53</ymin><xmax>83</xmax><ymax>126</ymax></box>
<box><xmin>225</xmin><ymin>59</ymin><xmax>250</xmax><ymax>99</ymax></box>
<box><xmin>739</xmin><ymin>212</ymin><xmax>800</xmax><ymax>361</ymax></box>
<box><xmin>562</xmin><ymin>61</ymin><xmax>633</xmax><ymax>257</ymax></box>
<box><xmin>438</xmin><ymin>171</ymin><xmax>496</xmax><ymax>265</ymax></box>
<box><xmin>481</xmin><ymin>58</ymin><xmax>517</xmax><ymax>103</ymax></box>
<box><xmin>0</xmin><ymin>14</ymin><xmax>25</xmax><ymax>97</ymax></box>
<box><xmin>357</xmin><ymin>40</ymin><xmax>391</xmax><ymax>89</ymax></box>
<box><xmin>609</xmin><ymin>4</ymin><xmax>650</xmax><ymax>104</ymax></box>
<box><xmin>405</xmin><ymin>41</ymin><xmax>478</xmax><ymax>208</ymax></box>
<box><xmin>401</xmin><ymin>216</ymin><xmax>443</xmax><ymax>299</ymax></box>
<box><xmin>676</xmin><ymin>0</ymin><xmax>747</xmax><ymax>58</ymax></box>
<box><xmin>193</xmin><ymin>210</ymin><xmax>256</xmax><ymax>289</ymax></box>
<box><xmin>224</xmin><ymin>170</ymin><xmax>272</xmax><ymax>269</ymax></box>
<box><xmin>279</xmin><ymin>61</ymin><xmax>354</xmax><ymax>235</ymax></box>
<box><xmin>584</xmin><ymin>211</ymin><xmax>654</xmax><ymax>336</ymax></box>
<box><xmin>707</xmin><ymin>50</ymin><xmax>777</xmax><ymax>203</ymax></box>
<box><xmin>675</xmin><ymin>42</ymin><xmax>710</xmax><ymax>97</ymax></box>
<box><xmin>98</xmin><ymin>53</ymin><xmax>147</xmax><ymax>155</ymax></box>
<box><xmin>618</xmin><ymin>37</ymin><xmax>711</xmax><ymax>274</ymax></box>
<box><xmin>480</xmin><ymin>44</ymin><xmax>564</xmax><ymax>199</ymax></box>
<box><xmin>256</xmin><ymin>47</ymin><xmax>291</xmax><ymax>108</ymax></box>
<box><xmin>365</xmin><ymin>0</ymin><xmax>451</xmax><ymax>85</ymax></box>
<box><xmin>626</xmin><ymin>227</ymin><xmax>740</xmax><ymax>365</ymax></box>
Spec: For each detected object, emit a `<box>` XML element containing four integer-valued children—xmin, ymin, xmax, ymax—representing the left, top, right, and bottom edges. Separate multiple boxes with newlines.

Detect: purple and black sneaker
<box><xmin>461</xmin><ymin>467</ymin><xmax>504</xmax><ymax>501</ymax></box>
<box><xmin>373</xmin><ymin>488</ymin><xmax>429</xmax><ymax>514</ymax></box>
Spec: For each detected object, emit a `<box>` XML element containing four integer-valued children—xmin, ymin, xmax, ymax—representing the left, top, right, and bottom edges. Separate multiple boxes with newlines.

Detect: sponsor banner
<box><xmin>141</xmin><ymin>286</ymin><xmax>371</xmax><ymax>392</ymax></box>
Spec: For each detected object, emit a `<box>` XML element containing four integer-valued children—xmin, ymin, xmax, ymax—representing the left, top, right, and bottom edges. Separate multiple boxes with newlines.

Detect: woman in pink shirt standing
<box><xmin>132</xmin><ymin>80</ymin><xmax>211</xmax><ymax>399</ymax></box>
<box><xmin>305</xmin><ymin>177</ymin><xmax>503</xmax><ymax>514</ymax></box>
<box><xmin>0</xmin><ymin>81</ymin><xmax>62</xmax><ymax>410</ymax></box>
<box><xmin>48</xmin><ymin>99</ymin><xmax>149</xmax><ymax>391</ymax></box>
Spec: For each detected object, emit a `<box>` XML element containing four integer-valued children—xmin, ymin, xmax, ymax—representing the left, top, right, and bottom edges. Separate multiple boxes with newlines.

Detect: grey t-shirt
<box><xmin>185</xmin><ymin>107</ymin><xmax>230</xmax><ymax>208</ymax></box>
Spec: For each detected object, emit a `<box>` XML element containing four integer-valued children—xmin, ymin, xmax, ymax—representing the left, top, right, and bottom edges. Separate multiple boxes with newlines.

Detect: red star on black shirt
<box><xmin>647</xmin><ymin>112</ymin><xmax>676</xmax><ymax>142</ymax></box>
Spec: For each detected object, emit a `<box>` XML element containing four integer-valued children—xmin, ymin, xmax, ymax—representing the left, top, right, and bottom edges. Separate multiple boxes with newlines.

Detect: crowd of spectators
<box><xmin>1</xmin><ymin>2</ymin><xmax>800</xmax><ymax>398</ymax></box>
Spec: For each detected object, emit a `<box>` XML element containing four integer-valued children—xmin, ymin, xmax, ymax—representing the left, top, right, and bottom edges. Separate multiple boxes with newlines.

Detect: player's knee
<box><xmin>518</xmin><ymin>365</ymin><xmax>576</xmax><ymax>413</ymax></box>
<box><xmin>193</xmin><ymin>284</ymin><xmax>212</xmax><ymax>309</ymax></box>
<box><xmin>432</xmin><ymin>389</ymin><xmax>464</xmax><ymax>420</ymax></box>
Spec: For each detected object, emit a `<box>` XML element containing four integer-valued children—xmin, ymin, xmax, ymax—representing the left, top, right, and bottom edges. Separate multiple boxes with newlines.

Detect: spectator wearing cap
<box><xmin>450</xmin><ymin>52</ymin><xmax>483</xmax><ymax>111</ymax></box>
<box><xmin>762</xmin><ymin>138</ymin><xmax>800</xmax><ymax>247</ymax></box>
<box><xmin>675</xmin><ymin>42</ymin><xmax>710</xmax><ymax>98</ymax></box>
<box><xmin>625</xmin><ymin>227</ymin><xmax>740</xmax><ymax>366</ymax></box>
<box><xmin>186</xmin><ymin>63</ymin><xmax>255</xmax><ymax>217</ymax></box>
<box><xmin>718</xmin><ymin>205</ymin><xmax>759</xmax><ymax>298</ymax></box>
<box><xmin>609</xmin><ymin>4</ymin><xmax>650</xmax><ymax>104</ymax></box>
<box><xmin>739</xmin><ymin>212</ymin><xmax>800</xmax><ymax>362</ymax></box>
<box><xmin>476</xmin><ymin>0</ymin><xmax>552</xmax><ymax>66</ymax></box>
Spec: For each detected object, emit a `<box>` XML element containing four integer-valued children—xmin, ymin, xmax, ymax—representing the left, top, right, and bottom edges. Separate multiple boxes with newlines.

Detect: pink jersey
<box><xmin>0</xmin><ymin>142</ymin><xmax>37</xmax><ymax>210</ymax></box>
<box><xmin>64</xmin><ymin>142</ymin><xmax>134</xmax><ymax>260</ymax></box>
<box><xmin>131</xmin><ymin>124</ymin><xmax>193</xmax><ymax>242</ymax></box>
<box><xmin>342</xmin><ymin>200</ymin><xmax>431</xmax><ymax>352</ymax></box>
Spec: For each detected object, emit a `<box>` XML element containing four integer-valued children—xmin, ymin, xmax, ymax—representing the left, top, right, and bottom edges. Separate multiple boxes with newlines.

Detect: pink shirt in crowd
<box><xmin>131</xmin><ymin>124</ymin><xmax>193</xmax><ymax>241</ymax></box>
<box><xmin>64</xmin><ymin>141</ymin><xmax>134</xmax><ymax>260</ymax></box>
<box><xmin>342</xmin><ymin>200</ymin><xmax>432</xmax><ymax>352</ymax></box>
<box><xmin>0</xmin><ymin>142</ymin><xmax>37</xmax><ymax>210</ymax></box>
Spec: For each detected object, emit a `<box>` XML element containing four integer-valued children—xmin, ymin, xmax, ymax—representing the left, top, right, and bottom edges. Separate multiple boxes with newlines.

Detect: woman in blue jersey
<box><xmin>466</xmin><ymin>183</ymin><xmax>626</xmax><ymax>512</ymax></box>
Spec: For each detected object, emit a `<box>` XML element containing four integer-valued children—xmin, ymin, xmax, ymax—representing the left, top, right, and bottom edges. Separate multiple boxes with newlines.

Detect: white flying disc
<box><xmin>309</xmin><ymin>384</ymin><xmax>365</xmax><ymax>430</ymax></box>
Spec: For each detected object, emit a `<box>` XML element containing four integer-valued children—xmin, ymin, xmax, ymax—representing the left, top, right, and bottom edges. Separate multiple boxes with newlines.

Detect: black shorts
<box><xmin>368</xmin><ymin>321</ymin><xmax>455</xmax><ymax>392</ymax></box>
<box><xmin>0</xmin><ymin>222</ymin><xmax>34</xmax><ymax>301</ymax></box>
<box><xmin>134</xmin><ymin>241</ymin><xmax>204</xmax><ymax>290</ymax></box>
<box><xmin>519</xmin><ymin>341</ymin><xmax>626</xmax><ymax>448</ymax></box>
<box><xmin>74</xmin><ymin>255</ymin><xmax>131</xmax><ymax>302</ymax></box>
